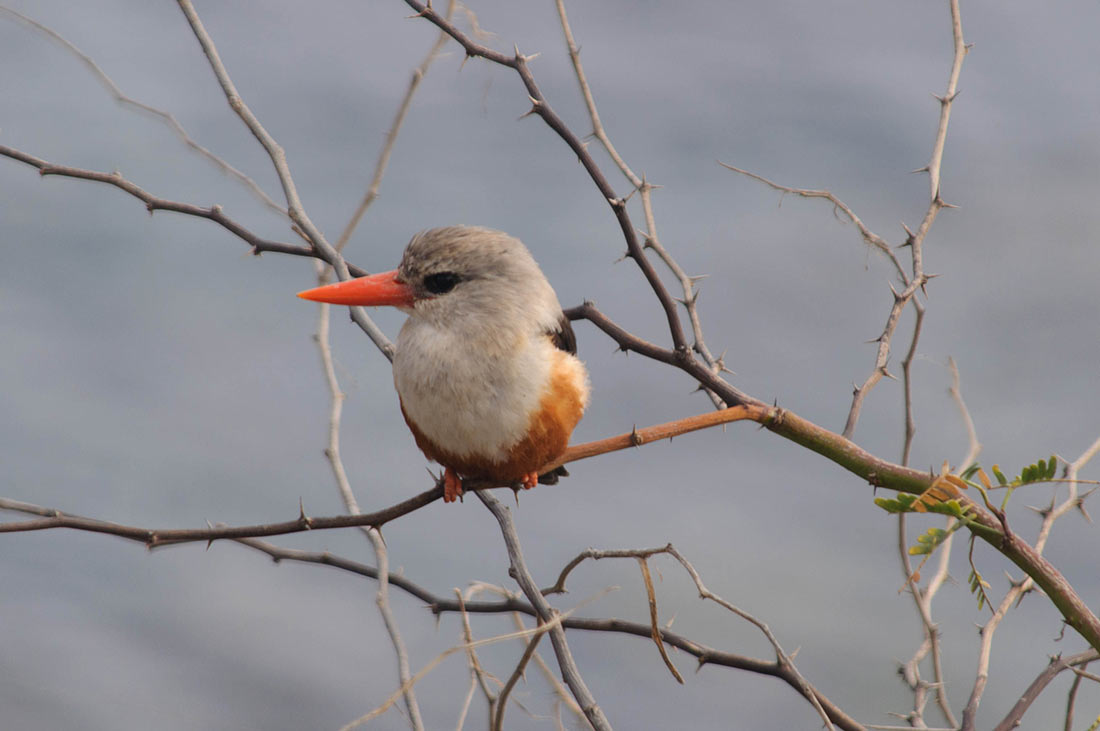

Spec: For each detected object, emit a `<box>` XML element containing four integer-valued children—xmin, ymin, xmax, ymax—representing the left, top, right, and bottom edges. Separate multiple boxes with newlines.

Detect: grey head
<box><xmin>395</xmin><ymin>226</ymin><xmax>564</xmax><ymax>338</ymax></box>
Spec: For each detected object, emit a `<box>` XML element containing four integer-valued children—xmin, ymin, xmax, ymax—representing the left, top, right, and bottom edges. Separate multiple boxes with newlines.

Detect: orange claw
<box><xmin>443</xmin><ymin>467</ymin><xmax>464</xmax><ymax>503</ymax></box>
<box><xmin>520</xmin><ymin>471</ymin><xmax>538</xmax><ymax>490</ymax></box>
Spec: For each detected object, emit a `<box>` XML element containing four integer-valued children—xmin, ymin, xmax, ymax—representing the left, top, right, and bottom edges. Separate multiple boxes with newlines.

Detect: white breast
<box><xmin>393</xmin><ymin>319</ymin><xmax>556</xmax><ymax>462</ymax></box>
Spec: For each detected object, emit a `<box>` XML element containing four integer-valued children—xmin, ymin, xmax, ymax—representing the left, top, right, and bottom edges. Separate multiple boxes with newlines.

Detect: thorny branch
<box><xmin>491</xmin><ymin>617</ymin><xmax>546</xmax><ymax>731</ymax></box>
<box><xmin>240</xmin><ymin>535</ymin><xmax>862</xmax><ymax>729</ymax></box>
<box><xmin>991</xmin><ymin>650</ymin><xmax>1099</xmax><ymax>731</ymax></box>
<box><xmin>0</xmin><ymin>144</ymin><xmax>323</xmax><ymax>263</ymax></box>
<box><xmin>548</xmin><ymin>544</ymin><xmax>838</xmax><ymax>730</ymax></box>
<box><xmin>176</xmin><ymin>0</ymin><xmax>396</xmax><ymax>359</ymax></box>
<box><xmin>314</xmin><ymin>287</ymin><xmax>423</xmax><ymax>730</ymax></box>
<box><xmin>338</xmin><ymin>611</ymin><xmax>569</xmax><ymax>730</ymax></box>
<box><xmin>894</xmin><ymin>356</ymin><xmax>980</xmax><ymax>727</ymax></box>
<box><xmin>961</xmin><ymin>432</ymin><xmax>1100</xmax><ymax>730</ymax></box>
<box><xmin>306</xmin><ymin>4</ymin><xmax>455</xmax><ymax>724</ymax></box>
<box><xmin>0</xmin><ymin>5</ymin><xmax>286</xmax><ymax>214</ymax></box>
<box><xmin>401</xmin><ymin>0</ymin><xmax>742</xmax><ymax>404</ymax></box>
<box><xmin>721</xmin><ymin>0</ymin><xmax>967</xmax><ymax>444</ymax></box>
<box><xmin>555</xmin><ymin>0</ymin><xmax>728</xmax><ymax>408</ymax></box>
<box><xmin>453</xmin><ymin>588</ymin><xmax>503</xmax><ymax>725</ymax></box>
<box><xmin>334</xmin><ymin>0</ymin><xmax>456</xmax><ymax>253</ymax></box>
<box><xmin>475</xmin><ymin>490</ymin><xmax>613</xmax><ymax>731</ymax></box>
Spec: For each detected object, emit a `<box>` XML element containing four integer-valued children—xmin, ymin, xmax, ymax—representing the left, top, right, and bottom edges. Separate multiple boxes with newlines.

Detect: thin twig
<box><xmin>0</xmin><ymin>4</ymin><xmax>285</xmax><ymax>214</ymax></box>
<box><xmin>467</xmin><ymin>581</ymin><xmax>587</xmax><ymax>724</ymax></box>
<box><xmin>312</xmin><ymin>265</ymin><xmax>423</xmax><ymax>730</ymax></box>
<box><xmin>894</xmin><ymin>355</ymin><xmax>978</xmax><ymax>728</ymax></box>
<box><xmin>842</xmin><ymin>277</ymin><xmax>925</xmax><ymax>439</ymax></box>
<box><xmin>717</xmin><ymin>163</ymin><xmax>905</xmax><ymax>279</ymax></box>
<box><xmin>507</xmin><ymin>612</ymin><xmax>588</xmax><ymax>725</ymax></box>
<box><xmin>900</xmin><ymin>300</ymin><xmax>926</xmax><ymax>465</ymax></box>
<box><xmin>0</xmin><ymin>145</ymin><xmax>321</xmax><ymax>262</ymax></box>
<box><xmin>334</xmin><ymin>0</ymin><xmax>456</xmax><ymax>252</ymax></box>
<box><xmin>455</xmin><ymin>588</ymin><xmax>502</xmax><ymax>716</ymax></box>
<box><xmin>948</xmin><ymin>357</ymin><xmax>982</xmax><ymax>470</ymax></box>
<box><xmin>545</xmin><ymin>544</ymin><xmax>839</xmax><ymax>730</ymax></box>
<box><xmin>492</xmin><ymin>617</ymin><xmax>546</xmax><ymax>731</ymax></box>
<box><xmin>1065</xmin><ymin>661</ymin><xmax>1089</xmax><ymax>731</ymax></box>
<box><xmin>556</xmin><ymin>0</ymin><xmax>727</xmax><ymax>407</ymax></box>
<box><xmin>402</xmin><ymin>0</ymin><xmax>700</xmax><ymax>379</ymax></box>
<box><xmin>175</xmin><ymin>0</ymin><xmax>394</xmax><ymax>359</ymax></box>
<box><xmin>990</xmin><ymin>650</ymin><xmax>1099</xmax><ymax>731</ymax></box>
<box><xmin>637</xmin><ymin>558</ymin><xmax>684</xmax><ymax>684</ymax></box>
<box><xmin>476</xmin><ymin>491</ymin><xmax>613</xmax><ymax>731</ymax></box>
<box><xmin>339</xmin><ymin>612</ymin><xmax>567</xmax><ymax>730</ymax></box>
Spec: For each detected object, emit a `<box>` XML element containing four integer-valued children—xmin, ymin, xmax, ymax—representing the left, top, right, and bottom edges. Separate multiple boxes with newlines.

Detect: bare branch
<box><xmin>0</xmin><ymin>5</ymin><xmax>285</xmax><ymax>214</ymax></box>
<box><xmin>896</xmin><ymin>510</ymin><xmax>958</xmax><ymax>729</ymax></box>
<box><xmin>543</xmin><ymin>543</ymin><xmax>839</xmax><ymax>730</ymax></box>
<box><xmin>312</xmin><ymin>272</ymin><xmax>423</xmax><ymax>730</ymax></box>
<box><xmin>1064</xmin><ymin>661</ymin><xmax>1090</xmax><ymax>731</ymax></box>
<box><xmin>961</xmin><ymin>428</ymin><xmax>1100</xmax><ymax>729</ymax></box>
<box><xmin>904</xmin><ymin>0</ymin><xmax>967</xmax><ymax>286</ymax></box>
<box><xmin>0</xmin><ymin>145</ymin><xmax>319</xmax><ymax>262</ymax></box>
<box><xmin>925</xmin><ymin>0</ymin><xmax>967</xmax><ymax>204</ymax></box>
<box><xmin>842</xmin><ymin>278</ymin><xmax>925</xmax><ymax>439</ymax></box>
<box><xmin>402</xmin><ymin>0</ymin><xmax>694</xmax><ymax>364</ymax></box>
<box><xmin>948</xmin><ymin>356</ymin><xmax>982</xmax><ymax>470</ymax></box>
<box><xmin>455</xmin><ymin>588</ymin><xmax>503</xmax><ymax>716</ymax></box>
<box><xmin>334</xmin><ymin>0</ymin><xmax>456</xmax><ymax>252</ymax></box>
<box><xmin>339</xmin><ymin>611</ymin><xmax>568</xmax><ymax>730</ymax></box>
<box><xmin>637</xmin><ymin>558</ymin><xmax>684</xmax><ymax>684</ymax></box>
<box><xmin>893</xmin><ymin>355</ymin><xmax>977</xmax><ymax>724</ymax></box>
<box><xmin>476</xmin><ymin>491</ymin><xmax>613</xmax><ymax>731</ymax></box>
<box><xmin>491</xmin><ymin>617</ymin><xmax>546</xmax><ymax>731</ymax></box>
<box><xmin>990</xmin><ymin>650</ymin><xmax>1099</xmax><ymax>731</ymax></box>
<box><xmin>175</xmin><ymin>0</ymin><xmax>395</xmax><ymax>358</ymax></box>
<box><xmin>717</xmin><ymin>162</ymin><xmax>905</xmax><ymax>278</ymax></box>
<box><xmin>900</xmin><ymin>300</ymin><xmax>927</xmax><ymax>465</ymax></box>
<box><xmin>556</xmin><ymin>0</ymin><xmax>727</xmax><ymax>406</ymax></box>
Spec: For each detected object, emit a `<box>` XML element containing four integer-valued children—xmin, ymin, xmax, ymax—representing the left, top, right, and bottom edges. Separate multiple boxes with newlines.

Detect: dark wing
<box><xmin>547</xmin><ymin>312</ymin><xmax>578</xmax><ymax>355</ymax></box>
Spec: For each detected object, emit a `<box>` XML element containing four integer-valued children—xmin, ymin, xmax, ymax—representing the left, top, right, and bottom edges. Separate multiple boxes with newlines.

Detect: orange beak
<box><xmin>297</xmin><ymin>269</ymin><xmax>415</xmax><ymax>308</ymax></box>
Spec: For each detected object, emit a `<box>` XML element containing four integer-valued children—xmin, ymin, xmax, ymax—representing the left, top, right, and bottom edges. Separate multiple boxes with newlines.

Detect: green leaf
<box><xmin>968</xmin><ymin>568</ymin><xmax>992</xmax><ymax>611</ymax></box>
<box><xmin>927</xmin><ymin>499</ymin><xmax>968</xmax><ymax>518</ymax></box>
<box><xmin>961</xmin><ymin>463</ymin><xmax>981</xmax><ymax>481</ymax></box>
<box><xmin>992</xmin><ymin>465</ymin><xmax>1007</xmax><ymax>485</ymax></box>
<box><xmin>875</xmin><ymin>497</ymin><xmax>902</xmax><ymax>513</ymax></box>
<box><xmin>910</xmin><ymin>527</ymin><xmax>950</xmax><ymax>555</ymax></box>
<box><xmin>1045</xmin><ymin>455</ymin><xmax>1058</xmax><ymax>480</ymax></box>
<box><xmin>875</xmin><ymin>494</ymin><xmax>920</xmax><ymax>513</ymax></box>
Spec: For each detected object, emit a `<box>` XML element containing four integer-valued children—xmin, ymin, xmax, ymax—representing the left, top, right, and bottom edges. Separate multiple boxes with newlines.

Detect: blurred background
<box><xmin>2</xmin><ymin>1</ymin><xmax>1098</xmax><ymax>728</ymax></box>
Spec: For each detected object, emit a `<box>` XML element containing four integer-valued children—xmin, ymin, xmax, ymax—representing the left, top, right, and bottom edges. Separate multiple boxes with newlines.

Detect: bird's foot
<box><xmin>443</xmin><ymin>467</ymin><xmax>464</xmax><ymax>503</ymax></box>
<box><xmin>520</xmin><ymin>471</ymin><xmax>538</xmax><ymax>490</ymax></box>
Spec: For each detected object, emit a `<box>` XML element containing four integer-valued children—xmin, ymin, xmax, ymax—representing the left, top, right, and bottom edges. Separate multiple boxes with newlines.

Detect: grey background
<box><xmin>2</xmin><ymin>1</ymin><xmax>1099</xmax><ymax>729</ymax></box>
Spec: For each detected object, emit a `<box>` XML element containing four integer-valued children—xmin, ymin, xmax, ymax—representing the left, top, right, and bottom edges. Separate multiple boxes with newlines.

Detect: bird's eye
<box><xmin>423</xmin><ymin>271</ymin><xmax>461</xmax><ymax>295</ymax></box>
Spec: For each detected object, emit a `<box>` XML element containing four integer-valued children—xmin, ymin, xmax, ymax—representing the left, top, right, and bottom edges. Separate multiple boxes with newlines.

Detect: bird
<box><xmin>297</xmin><ymin>226</ymin><xmax>589</xmax><ymax>503</ymax></box>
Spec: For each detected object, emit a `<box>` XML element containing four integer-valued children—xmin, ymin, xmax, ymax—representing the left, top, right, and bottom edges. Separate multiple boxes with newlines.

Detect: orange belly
<box><xmin>400</xmin><ymin>358</ymin><xmax>585</xmax><ymax>484</ymax></box>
